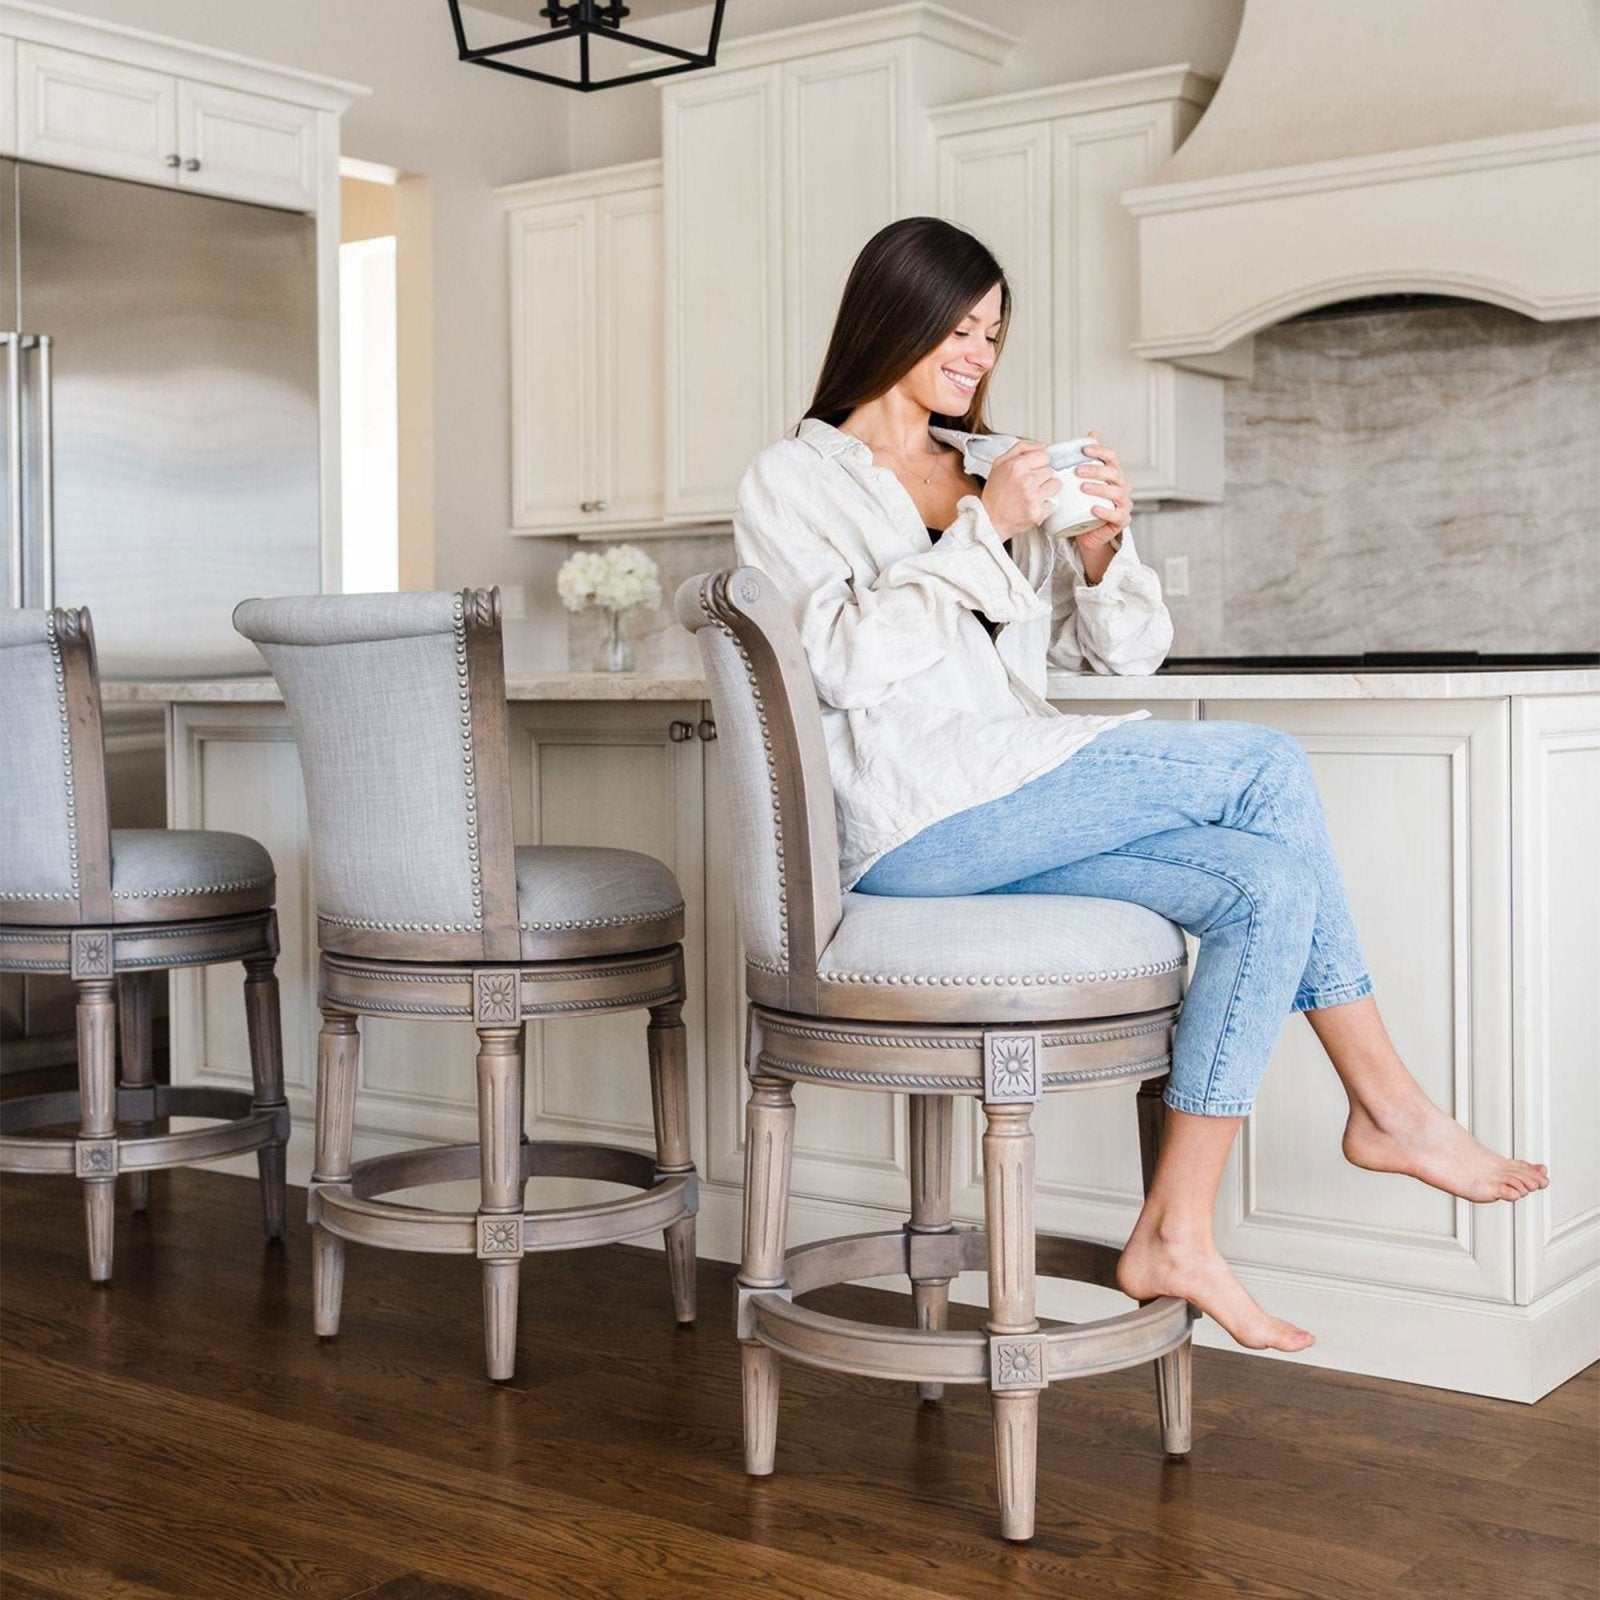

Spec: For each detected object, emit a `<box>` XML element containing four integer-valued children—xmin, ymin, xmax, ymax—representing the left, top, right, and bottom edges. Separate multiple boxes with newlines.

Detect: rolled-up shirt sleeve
<box><xmin>735</xmin><ymin>455</ymin><xmax>1043</xmax><ymax>709</ymax></box>
<box><xmin>1045</xmin><ymin>527</ymin><xmax>1173</xmax><ymax>676</ymax></box>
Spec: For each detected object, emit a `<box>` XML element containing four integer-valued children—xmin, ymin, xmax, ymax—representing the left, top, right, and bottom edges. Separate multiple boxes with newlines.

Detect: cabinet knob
<box><xmin>580</xmin><ymin>499</ymin><xmax>609</xmax><ymax>513</ymax></box>
<box><xmin>165</xmin><ymin>153</ymin><xmax>181</xmax><ymax>168</ymax></box>
<box><xmin>184</xmin><ymin>158</ymin><xmax>202</xmax><ymax>172</ymax></box>
<box><xmin>593</xmin><ymin>499</ymin><xmax>609</xmax><ymax>512</ymax></box>
<box><xmin>668</xmin><ymin>720</ymin><xmax>695</xmax><ymax>742</ymax></box>
<box><xmin>697</xmin><ymin>719</ymin><xmax>717</xmax><ymax>742</ymax></box>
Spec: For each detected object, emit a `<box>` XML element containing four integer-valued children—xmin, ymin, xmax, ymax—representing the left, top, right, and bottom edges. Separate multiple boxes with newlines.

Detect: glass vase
<box><xmin>595</xmin><ymin>607</ymin><xmax>636</xmax><ymax>673</ymax></box>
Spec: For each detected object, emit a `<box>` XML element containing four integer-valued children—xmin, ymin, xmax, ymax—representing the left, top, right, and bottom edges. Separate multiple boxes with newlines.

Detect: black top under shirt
<box><xmin>926</xmin><ymin>525</ymin><xmax>999</xmax><ymax>638</ymax></box>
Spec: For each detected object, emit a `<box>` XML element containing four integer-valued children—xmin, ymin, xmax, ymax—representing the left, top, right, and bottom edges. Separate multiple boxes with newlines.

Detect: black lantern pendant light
<box><xmin>446</xmin><ymin>1</ymin><xmax>728</xmax><ymax>94</ymax></box>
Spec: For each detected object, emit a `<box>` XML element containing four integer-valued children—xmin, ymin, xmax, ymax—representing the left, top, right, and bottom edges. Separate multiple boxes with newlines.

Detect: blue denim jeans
<box><xmin>855</xmin><ymin>719</ymin><xmax>1374</xmax><ymax>1117</ymax></box>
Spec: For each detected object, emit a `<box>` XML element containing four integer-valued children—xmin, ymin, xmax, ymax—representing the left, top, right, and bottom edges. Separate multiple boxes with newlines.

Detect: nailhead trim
<box><xmin>111</xmin><ymin>874</ymin><xmax>273</xmax><ymax>899</ymax></box>
<box><xmin>453</xmin><ymin>595</ymin><xmax>485</xmax><ymax>931</ymax></box>
<box><xmin>47</xmin><ymin>613</ymin><xmax>80</xmax><ymax>901</ymax></box>
<box><xmin>710</xmin><ymin>614</ymin><xmax>789</xmax><ymax>968</ymax></box>
<box><xmin>519</xmin><ymin>903</ymin><xmax>683</xmax><ymax>932</ymax></box>
<box><xmin>817</xmin><ymin>954</ymin><xmax>1187</xmax><ymax>987</ymax></box>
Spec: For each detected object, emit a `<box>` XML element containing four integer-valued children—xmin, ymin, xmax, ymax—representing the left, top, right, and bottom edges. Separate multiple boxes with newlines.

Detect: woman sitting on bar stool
<box><xmin>731</xmin><ymin>216</ymin><xmax>1548</xmax><ymax>1353</ymax></box>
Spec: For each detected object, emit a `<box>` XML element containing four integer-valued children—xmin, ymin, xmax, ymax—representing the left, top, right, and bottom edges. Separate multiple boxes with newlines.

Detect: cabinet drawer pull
<box><xmin>697</xmin><ymin>719</ymin><xmax>717</xmax><ymax>742</ymax></box>
<box><xmin>165</xmin><ymin>153</ymin><xmax>181</xmax><ymax>168</ymax></box>
<box><xmin>668</xmin><ymin>720</ymin><xmax>695</xmax><ymax>742</ymax></box>
<box><xmin>184</xmin><ymin>158</ymin><xmax>202</xmax><ymax>172</ymax></box>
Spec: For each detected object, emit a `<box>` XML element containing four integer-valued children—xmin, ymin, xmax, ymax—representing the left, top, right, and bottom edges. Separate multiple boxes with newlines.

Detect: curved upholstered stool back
<box><xmin>0</xmin><ymin>606</ymin><xmax>113</xmax><ymax>924</ymax></box>
<box><xmin>233</xmin><ymin>589</ymin><xmax>518</xmax><ymax>963</ymax></box>
<box><xmin>678</xmin><ymin>567</ymin><xmax>1194</xmax><ymax>1543</ymax></box>
<box><xmin>0</xmin><ymin>607</ymin><xmax>287</xmax><ymax>1281</ymax></box>
<box><xmin>233</xmin><ymin>587</ymin><xmax>698</xmax><ymax>1381</ymax></box>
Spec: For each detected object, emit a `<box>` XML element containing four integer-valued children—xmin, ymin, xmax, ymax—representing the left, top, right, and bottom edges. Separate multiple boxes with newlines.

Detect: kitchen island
<box><xmin>105</xmin><ymin>665</ymin><xmax>1599</xmax><ymax>1401</ymax></box>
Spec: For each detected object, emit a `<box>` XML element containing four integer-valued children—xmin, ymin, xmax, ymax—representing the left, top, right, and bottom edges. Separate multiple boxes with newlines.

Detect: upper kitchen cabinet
<box><xmin>932</xmin><ymin>68</ymin><xmax>1228</xmax><ymax>503</ymax></box>
<box><xmin>660</xmin><ymin>6</ymin><xmax>1015</xmax><ymax>521</ymax></box>
<box><xmin>499</xmin><ymin>161</ymin><xmax>665</xmax><ymax>534</ymax></box>
<box><xmin>0</xmin><ymin>5</ymin><xmax>362</xmax><ymax>214</ymax></box>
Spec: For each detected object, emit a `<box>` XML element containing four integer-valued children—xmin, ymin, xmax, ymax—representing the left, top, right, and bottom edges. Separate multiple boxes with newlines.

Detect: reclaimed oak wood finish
<box><xmin>678</xmin><ymin>569</ymin><xmax>1194</xmax><ymax>1542</ymax></box>
<box><xmin>0</xmin><ymin>608</ymin><xmax>288</xmax><ymax>1280</ymax></box>
<box><xmin>240</xmin><ymin>588</ymin><xmax>698</xmax><ymax>1381</ymax></box>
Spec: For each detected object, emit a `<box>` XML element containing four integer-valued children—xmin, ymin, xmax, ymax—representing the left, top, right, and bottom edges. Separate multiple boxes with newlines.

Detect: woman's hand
<box><xmin>980</xmin><ymin>439</ymin><xmax>1060</xmax><ymax>539</ymax></box>
<box><xmin>1073</xmin><ymin>432</ymin><xmax>1133</xmax><ymax>584</ymax></box>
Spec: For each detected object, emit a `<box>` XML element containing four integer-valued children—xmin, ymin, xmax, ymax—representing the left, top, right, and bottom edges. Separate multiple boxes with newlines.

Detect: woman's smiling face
<box><xmin>894</xmin><ymin>281</ymin><xmax>1003</xmax><ymax>416</ymax></box>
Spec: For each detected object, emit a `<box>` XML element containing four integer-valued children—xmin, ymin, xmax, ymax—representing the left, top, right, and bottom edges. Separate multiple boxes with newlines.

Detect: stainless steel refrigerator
<box><xmin>2</xmin><ymin>157</ymin><xmax>322</xmax><ymax>676</ymax></box>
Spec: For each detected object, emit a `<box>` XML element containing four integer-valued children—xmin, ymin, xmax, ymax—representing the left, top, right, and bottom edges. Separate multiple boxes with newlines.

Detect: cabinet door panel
<box><xmin>1055</xmin><ymin>110</ymin><xmax>1222</xmax><ymax>501</ymax></box>
<box><xmin>1212</xmin><ymin>700</ymin><xmax>1513</xmax><ymax>1300</ymax></box>
<box><xmin>15</xmin><ymin>43</ymin><xmax>176</xmax><ymax>186</ymax></box>
<box><xmin>663</xmin><ymin>70</ymin><xmax>782</xmax><ymax>519</ymax></box>
<box><xmin>594</xmin><ymin>186</ymin><xmax>664</xmax><ymax>525</ymax></box>
<box><xmin>782</xmin><ymin>51</ymin><xmax>901</xmax><ymax>426</ymax></box>
<box><xmin>177</xmin><ymin>80</ymin><xmax>318</xmax><ymax>210</ymax></box>
<box><xmin>509</xmin><ymin>201</ymin><xmax>593</xmax><ymax>529</ymax></box>
<box><xmin>511</xmin><ymin>705</ymin><xmax>706</xmax><ymax>1160</ymax></box>
<box><xmin>937</xmin><ymin>123</ymin><xmax>1052</xmax><ymax>439</ymax></box>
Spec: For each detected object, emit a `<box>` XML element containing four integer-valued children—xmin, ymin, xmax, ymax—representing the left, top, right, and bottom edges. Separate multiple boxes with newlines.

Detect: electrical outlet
<box><xmin>1163</xmin><ymin>557</ymin><xmax>1190</xmax><ymax>598</ymax></box>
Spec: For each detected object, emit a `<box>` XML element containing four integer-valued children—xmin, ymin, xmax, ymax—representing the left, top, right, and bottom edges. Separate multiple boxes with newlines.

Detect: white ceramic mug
<box><xmin>1039</xmin><ymin>437</ymin><xmax>1111</xmax><ymax>536</ymax></box>
<box><xmin>960</xmin><ymin>434</ymin><xmax>1112</xmax><ymax>536</ymax></box>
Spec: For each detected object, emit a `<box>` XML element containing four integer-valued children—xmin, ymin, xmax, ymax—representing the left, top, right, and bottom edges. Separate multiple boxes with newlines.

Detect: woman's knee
<box><xmin>1202</xmin><ymin>833</ymin><xmax>1318</xmax><ymax>939</ymax></box>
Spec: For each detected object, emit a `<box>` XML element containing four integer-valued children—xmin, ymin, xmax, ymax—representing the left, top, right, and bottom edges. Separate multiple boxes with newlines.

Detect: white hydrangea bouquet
<box><xmin>557</xmin><ymin>543</ymin><xmax>663</xmax><ymax>673</ymax></box>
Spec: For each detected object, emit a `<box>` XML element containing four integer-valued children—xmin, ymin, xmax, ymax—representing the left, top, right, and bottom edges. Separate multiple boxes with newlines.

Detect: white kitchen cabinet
<box><xmin>934</xmin><ymin>68</ymin><xmax>1228</xmax><ymax>502</ymax></box>
<box><xmin>11</xmin><ymin>40</ymin><xmax>319</xmax><ymax>210</ymax></box>
<box><xmin>13</xmin><ymin>41</ymin><xmax>177</xmax><ymax>187</ymax></box>
<box><xmin>500</xmin><ymin>162</ymin><xmax>665</xmax><ymax>534</ymax></box>
<box><xmin>0</xmin><ymin>36</ymin><xmax>16</xmax><ymax>156</ymax></box>
<box><xmin>661</xmin><ymin>9</ymin><xmax>1013</xmax><ymax>521</ymax></box>
<box><xmin>174</xmin><ymin>79</ymin><xmax>319</xmax><ymax>210</ymax></box>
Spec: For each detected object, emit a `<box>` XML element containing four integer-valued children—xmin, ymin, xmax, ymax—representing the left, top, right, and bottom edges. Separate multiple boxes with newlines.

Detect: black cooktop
<box><xmin>1157</xmin><ymin>652</ymin><xmax>1600</xmax><ymax>674</ymax></box>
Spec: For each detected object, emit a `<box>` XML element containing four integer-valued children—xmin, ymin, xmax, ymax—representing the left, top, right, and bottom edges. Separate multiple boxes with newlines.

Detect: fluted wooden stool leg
<box><xmin>244</xmin><ymin>949</ymin><xmax>288</xmax><ymax>1242</ymax></box>
<box><xmin>1136</xmin><ymin>1075</ymin><xmax>1193</xmax><ymax>1456</ymax></box>
<box><xmin>908</xmin><ymin>1093</ymin><xmax>954</xmax><ymax>1402</ymax></box>
<box><xmin>739</xmin><ymin>1072</ymin><xmax>795</xmax><ymax>1477</ymax></box>
<box><xmin>116</xmin><ymin>972</ymin><xmax>154</xmax><ymax>1215</ymax></box>
<box><xmin>311</xmin><ymin>1008</ymin><xmax>359</xmax><ymax>1338</ymax></box>
<box><xmin>476</xmin><ymin>1024</ymin><xmax>526</xmax><ymax>1382</ymax></box>
<box><xmin>75</xmin><ymin>977</ymin><xmax>117</xmax><ymax>1282</ymax></box>
<box><xmin>984</xmin><ymin>1100</ymin><xmax>1041</xmax><ymax>1542</ymax></box>
<box><xmin>648</xmin><ymin>997</ymin><xmax>696</xmax><ymax>1325</ymax></box>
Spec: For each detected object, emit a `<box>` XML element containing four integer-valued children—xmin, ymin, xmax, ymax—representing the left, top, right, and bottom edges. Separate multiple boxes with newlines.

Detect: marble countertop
<box><xmin>99</xmin><ymin>667</ymin><xmax>1600</xmax><ymax>705</ymax></box>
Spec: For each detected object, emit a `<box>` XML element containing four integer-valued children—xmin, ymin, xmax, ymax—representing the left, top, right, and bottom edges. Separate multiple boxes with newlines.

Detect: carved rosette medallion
<box><xmin>476</xmin><ymin>1214</ymin><xmax>524</xmax><ymax>1260</ymax></box>
<box><xmin>983</xmin><ymin>1031</ymin><xmax>1041</xmax><ymax>1104</ymax></box>
<box><xmin>70</xmin><ymin>930</ymin><xmax>113</xmax><ymax>980</ymax></box>
<box><xmin>989</xmin><ymin>1333</ymin><xmax>1049</xmax><ymax>1392</ymax></box>
<box><xmin>473</xmin><ymin>970</ymin><xmax>520</xmax><ymax>1027</ymax></box>
<box><xmin>75</xmin><ymin>1138</ymin><xmax>119</xmax><ymax>1179</ymax></box>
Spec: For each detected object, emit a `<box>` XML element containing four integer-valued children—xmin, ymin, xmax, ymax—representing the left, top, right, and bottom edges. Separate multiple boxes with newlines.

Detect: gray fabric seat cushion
<box><xmin>108</xmin><ymin>829</ymin><xmax>276</xmax><ymax>920</ymax></box>
<box><xmin>815</xmin><ymin>891</ymin><xmax>1186</xmax><ymax>1021</ymax></box>
<box><xmin>515</xmin><ymin>845</ymin><xmax>684</xmax><ymax>960</ymax></box>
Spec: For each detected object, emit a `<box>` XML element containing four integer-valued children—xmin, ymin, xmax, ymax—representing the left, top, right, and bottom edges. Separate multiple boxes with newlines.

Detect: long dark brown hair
<box><xmin>804</xmin><ymin>216</ymin><xmax>1010</xmax><ymax>432</ymax></box>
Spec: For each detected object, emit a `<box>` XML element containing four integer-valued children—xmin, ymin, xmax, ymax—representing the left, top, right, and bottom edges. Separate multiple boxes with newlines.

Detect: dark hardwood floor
<box><xmin>1</xmin><ymin>1165</ymin><xmax>1595</xmax><ymax>1600</ymax></box>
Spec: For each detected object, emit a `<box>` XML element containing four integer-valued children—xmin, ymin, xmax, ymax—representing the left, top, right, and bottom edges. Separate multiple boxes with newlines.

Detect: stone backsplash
<box><xmin>568</xmin><ymin>303</ymin><xmax>1599</xmax><ymax>669</ymax></box>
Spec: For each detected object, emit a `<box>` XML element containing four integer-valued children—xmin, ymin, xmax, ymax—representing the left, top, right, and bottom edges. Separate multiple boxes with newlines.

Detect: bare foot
<box><xmin>1342</xmin><ymin>1100</ymin><xmax>1549</xmax><ymax>1202</ymax></box>
<box><xmin>1117</xmin><ymin>1224</ymin><xmax>1315</xmax><ymax>1353</ymax></box>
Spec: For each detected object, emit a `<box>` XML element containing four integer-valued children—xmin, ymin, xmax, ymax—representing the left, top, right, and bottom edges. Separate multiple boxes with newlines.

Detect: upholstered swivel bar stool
<box><xmin>0</xmin><ymin>607</ymin><xmax>288</xmax><ymax>1279</ymax></box>
<box><xmin>678</xmin><ymin>569</ymin><xmax>1196</xmax><ymax>1542</ymax></box>
<box><xmin>234</xmin><ymin>588</ymin><xmax>697</xmax><ymax>1381</ymax></box>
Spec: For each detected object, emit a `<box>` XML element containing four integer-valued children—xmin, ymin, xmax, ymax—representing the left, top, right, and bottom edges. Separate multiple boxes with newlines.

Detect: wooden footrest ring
<box><xmin>311</xmin><ymin>1139</ymin><xmax>698</xmax><ymax>1257</ymax></box>
<box><xmin>743</xmin><ymin>1226</ymin><xmax>1192</xmax><ymax>1390</ymax></box>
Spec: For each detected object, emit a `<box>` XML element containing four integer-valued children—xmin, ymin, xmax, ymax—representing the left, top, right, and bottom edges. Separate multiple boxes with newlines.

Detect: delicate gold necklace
<box><xmin>877</xmin><ymin>442</ymin><xmax>945</xmax><ymax>486</ymax></box>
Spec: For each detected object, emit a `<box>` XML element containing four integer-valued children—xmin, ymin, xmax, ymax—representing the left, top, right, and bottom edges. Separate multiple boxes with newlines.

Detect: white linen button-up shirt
<box><xmin>732</xmin><ymin>417</ymin><xmax>1174</xmax><ymax>888</ymax></box>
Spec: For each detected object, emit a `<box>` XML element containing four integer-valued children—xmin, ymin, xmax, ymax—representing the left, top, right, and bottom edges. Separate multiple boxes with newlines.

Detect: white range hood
<box><xmin>1123</xmin><ymin>0</ymin><xmax>1600</xmax><ymax>372</ymax></box>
